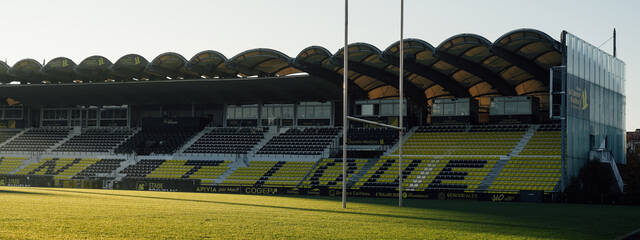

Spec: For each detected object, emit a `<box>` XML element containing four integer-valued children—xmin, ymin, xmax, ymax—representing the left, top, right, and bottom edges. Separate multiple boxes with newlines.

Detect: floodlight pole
<box><xmin>342</xmin><ymin>0</ymin><xmax>349</xmax><ymax>209</ymax></box>
<box><xmin>398</xmin><ymin>0</ymin><xmax>404</xmax><ymax>208</ymax></box>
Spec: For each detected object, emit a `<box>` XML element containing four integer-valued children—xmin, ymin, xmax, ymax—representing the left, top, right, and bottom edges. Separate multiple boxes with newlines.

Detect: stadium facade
<box><xmin>0</xmin><ymin>29</ymin><xmax>626</xmax><ymax>201</ymax></box>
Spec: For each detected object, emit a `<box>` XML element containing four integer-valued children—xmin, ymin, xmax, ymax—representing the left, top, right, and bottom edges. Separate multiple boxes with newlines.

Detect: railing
<box><xmin>601</xmin><ymin>150</ymin><xmax>624</xmax><ymax>192</ymax></box>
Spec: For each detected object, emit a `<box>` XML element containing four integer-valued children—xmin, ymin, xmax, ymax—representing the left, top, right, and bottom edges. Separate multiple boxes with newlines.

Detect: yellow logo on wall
<box><xmin>581</xmin><ymin>89</ymin><xmax>589</xmax><ymax>110</ymax></box>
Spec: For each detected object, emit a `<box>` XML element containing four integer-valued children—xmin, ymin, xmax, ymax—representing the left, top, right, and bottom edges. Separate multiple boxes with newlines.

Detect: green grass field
<box><xmin>0</xmin><ymin>187</ymin><xmax>638</xmax><ymax>240</ymax></box>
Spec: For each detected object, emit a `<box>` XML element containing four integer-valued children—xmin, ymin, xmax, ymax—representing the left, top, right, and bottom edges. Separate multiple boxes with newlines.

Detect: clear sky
<box><xmin>1</xmin><ymin>0</ymin><xmax>638</xmax><ymax>130</ymax></box>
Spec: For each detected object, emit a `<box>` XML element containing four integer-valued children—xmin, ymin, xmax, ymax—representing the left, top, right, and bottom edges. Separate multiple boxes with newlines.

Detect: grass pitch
<box><xmin>0</xmin><ymin>187</ymin><xmax>638</xmax><ymax>239</ymax></box>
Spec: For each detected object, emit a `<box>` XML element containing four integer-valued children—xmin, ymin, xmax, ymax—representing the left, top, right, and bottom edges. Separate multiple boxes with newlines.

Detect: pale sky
<box><xmin>1</xmin><ymin>0</ymin><xmax>638</xmax><ymax>130</ymax></box>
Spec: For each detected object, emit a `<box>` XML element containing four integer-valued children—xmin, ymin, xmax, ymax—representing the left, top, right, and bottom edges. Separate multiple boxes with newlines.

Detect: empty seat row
<box><xmin>115</xmin><ymin>126</ymin><xmax>199</xmax><ymax>155</ymax></box>
<box><xmin>257</xmin><ymin>128</ymin><xmax>339</xmax><ymax>155</ymax></box>
<box><xmin>74</xmin><ymin>159</ymin><xmax>125</xmax><ymax>179</ymax></box>
<box><xmin>185</xmin><ymin>127</ymin><xmax>265</xmax><ymax>154</ymax></box>
<box><xmin>55</xmin><ymin>128</ymin><xmax>136</xmax><ymax>153</ymax></box>
<box><xmin>0</xmin><ymin>128</ymin><xmax>70</xmax><ymax>152</ymax></box>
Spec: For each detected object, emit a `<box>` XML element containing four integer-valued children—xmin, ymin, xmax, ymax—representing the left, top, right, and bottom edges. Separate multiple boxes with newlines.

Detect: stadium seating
<box><xmin>15</xmin><ymin>158</ymin><xmax>76</xmax><ymax>175</ymax></box>
<box><xmin>145</xmin><ymin>160</ymin><xmax>193</xmax><ymax>178</ymax></box>
<box><xmin>73</xmin><ymin>159</ymin><xmax>125</xmax><ymax>179</ymax></box>
<box><xmin>352</xmin><ymin>156</ymin><xmax>496</xmax><ymax>191</ymax></box>
<box><xmin>258</xmin><ymin>128</ymin><xmax>339</xmax><ymax>155</ymax></box>
<box><xmin>13</xmin><ymin>161</ymin><xmax>43</xmax><ymax>175</ymax></box>
<box><xmin>416</xmin><ymin>125</ymin><xmax>466</xmax><ymax>132</ymax></box>
<box><xmin>301</xmin><ymin>158</ymin><xmax>367</xmax><ymax>189</ymax></box>
<box><xmin>53</xmin><ymin>158</ymin><xmax>100</xmax><ymax>179</ymax></box>
<box><xmin>537</xmin><ymin>124</ymin><xmax>561</xmax><ymax>132</ymax></box>
<box><xmin>221</xmin><ymin>161</ymin><xmax>314</xmax><ymax>187</ymax></box>
<box><xmin>489</xmin><ymin>156</ymin><xmax>561</xmax><ymax>192</ymax></box>
<box><xmin>0</xmin><ymin>122</ymin><xmax>565</xmax><ymax>194</ymax></box>
<box><xmin>519</xmin><ymin>130</ymin><xmax>561</xmax><ymax>156</ymax></box>
<box><xmin>184</xmin><ymin>127</ymin><xmax>266</xmax><ymax>154</ymax></box>
<box><xmin>0</xmin><ymin>128</ymin><xmax>71</xmax><ymax>152</ymax></box>
<box><xmin>0</xmin><ymin>130</ymin><xmax>22</xmax><ymax>144</ymax></box>
<box><xmin>54</xmin><ymin>128</ymin><xmax>136</xmax><ymax>153</ymax></box>
<box><xmin>347</xmin><ymin>128</ymin><xmax>398</xmax><ymax>145</ymax></box>
<box><xmin>187</xmin><ymin>160</ymin><xmax>232</xmax><ymax>185</ymax></box>
<box><xmin>352</xmin><ymin>157</ymin><xmax>408</xmax><ymax>189</ymax></box>
<box><xmin>0</xmin><ymin>156</ymin><xmax>28</xmax><ymax>174</ymax></box>
<box><xmin>119</xmin><ymin>159</ymin><xmax>166</xmax><ymax>178</ymax></box>
<box><xmin>221</xmin><ymin>161</ymin><xmax>280</xmax><ymax>186</ymax></box>
<box><xmin>419</xmin><ymin>157</ymin><xmax>496</xmax><ymax>191</ymax></box>
<box><xmin>120</xmin><ymin>159</ymin><xmax>231</xmax><ymax>181</ymax></box>
<box><xmin>397</xmin><ymin>125</ymin><xmax>525</xmax><ymax>155</ymax></box>
<box><xmin>262</xmin><ymin>161</ymin><xmax>314</xmax><ymax>187</ymax></box>
<box><xmin>487</xmin><ymin>125</ymin><xmax>562</xmax><ymax>192</ymax></box>
<box><xmin>115</xmin><ymin>126</ymin><xmax>199</xmax><ymax>155</ymax></box>
<box><xmin>12</xmin><ymin>157</ymin><xmax>98</xmax><ymax>179</ymax></box>
<box><xmin>469</xmin><ymin>124</ymin><xmax>529</xmax><ymax>132</ymax></box>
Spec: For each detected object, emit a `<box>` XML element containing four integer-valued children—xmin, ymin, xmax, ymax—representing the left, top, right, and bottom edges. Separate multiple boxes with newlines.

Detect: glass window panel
<box><xmin>5</xmin><ymin>109</ymin><xmax>22</xmax><ymax>119</ymax></box>
<box><xmin>567</xmin><ymin>36</ymin><xmax>574</xmax><ymax>75</ymax></box>
<box><xmin>72</xmin><ymin>110</ymin><xmax>81</xmax><ymax>119</ymax></box>
<box><xmin>283</xmin><ymin>105</ymin><xmax>293</xmax><ymax>119</ymax></box>
<box><xmin>235</xmin><ymin>108</ymin><xmax>242</xmax><ymax>119</ymax></box>
<box><xmin>443</xmin><ymin>103</ymin><xmax>454</xmax><ymax>115</ymax></box>
<box><xmin>505</xmin><ymin>102</ymin><xmax>518</xmax><ymax>114</ymax></box>
<box><xmin>432</xmin><ymin>103</ymin><xmax>442</xmax><ymax>116</ymax></box>
<box><xmin>380</xmin><ymin>103</ymin><xmax>393</xmax><ymax>116</ymax></box>
<box><xmin>517</xmin><ymin>101</ymin><xmax>530</xmax><ymax>114</ymax></box>
<box><xmin>247</xmin><ymin>106</ymin><xmax>257</xmax><ymax>119</ymax></box>
<box><xmin>492</xmin><ymin>100</ymin><xmax>504</xmax><ymax>115</ymax></box>
<box><xmin>297</xmin><ymin>105</ymin><xmax>306</xmax><ymax>119</ymax></box>
<box><xmin>262</xmin><ymin>106</ymin><xmax>270</xmax><ymax>119</ymax></box>
<box><xmin>88</xmin><ymin>109</ymin><xmax>97</xmax><ymax>119</ymax></box>
<box><xmin>273</xmin><ymin>106</ymin><xmax>281</xmax><ymax>118</ymax></box>
<box><xmin>361</xmin><ymin>104</ymin><xmax>374</xmax><ymax>116</ymax></box>
<box><xmin>455</xmin><ymin>102</ymin><xmax>468</xmax><ymax>116</ymax></box>
<box><xmin>309</xmin><ymin>106</ymin><xmax>317</xmax><ymax>118</ymax></box>
<box><xmin>226</xmin><ymin>107</ymin><xmax>234</xmax><ymax>119</ymax></box>
<box><xmin>321</xmin><ymin>105</ymin><xmax>330</xmax><ymax>118</ymax></box>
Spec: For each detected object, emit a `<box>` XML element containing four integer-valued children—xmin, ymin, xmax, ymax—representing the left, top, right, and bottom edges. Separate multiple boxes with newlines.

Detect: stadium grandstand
<box><xmin>0</xmin><ymin>28</ymin><xmax>626</xmax><ymax>202</ymax></box>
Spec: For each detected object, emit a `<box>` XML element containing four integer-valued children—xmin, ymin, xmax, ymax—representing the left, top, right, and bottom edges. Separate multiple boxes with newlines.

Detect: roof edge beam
<box><xmin>434</xmin><ymin>51</ymin><xmax>517</xmax><ymax>96</ymax></box>
<box><xmin>292</xmin><ymin>62</ymin><xmax>368</xmax><ymax>100</ymax></box>
<box><xmin>490</xmin><ymin>46</ymin><xmax>549</xmax><ymax>86</ymax></box>
<box><xmin>339</xmin><ymin>60</ymin><xmax>425</xmax><ymax>104</ymax></box>
<box><xmin>384</xmin><ymin>55</ymin><xmax>470</xmax><ymax>98</ymax></box>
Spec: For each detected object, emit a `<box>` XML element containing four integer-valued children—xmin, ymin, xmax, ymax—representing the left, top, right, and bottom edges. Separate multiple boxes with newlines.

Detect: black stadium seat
<box><xmin>0</xmin><ymin>128</ymin><xmax>71</xmax><ymax>152</ymax></box>
<box><xmin>257</xmin><ymin>128</ymin><xmax>339</xmax><ymax>155</ymax></box>
<box><xmin>54</xmin><ymin>128</ymin><xmax>135</xmax><ymax>153</ymax></box>
<box><xmin>115</xmin><ymin>126</ymin><xmax>199</xmax><ymax>155</ymax></box>
<box><xmin>184</xmin><ymin>127</ymin><xmax>266</xmax><ymax>154</ymax></box>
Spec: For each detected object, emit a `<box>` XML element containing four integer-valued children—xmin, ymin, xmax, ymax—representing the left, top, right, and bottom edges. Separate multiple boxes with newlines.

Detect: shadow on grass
<box><xmin>36</xmin><ymin>188</ymin><xmax>556</xmax><ymax>232</ymax></box>
<box><xmin>0</xmin><ymin>189</ymin><xmax>52</xmax><ymax>196</ymax></box>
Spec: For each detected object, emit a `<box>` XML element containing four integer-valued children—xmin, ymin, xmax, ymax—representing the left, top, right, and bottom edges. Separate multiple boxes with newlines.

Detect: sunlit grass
<box><xmin>0</xmin><ymin>186</ymin><xmax>638</xmax><ymax>239</ymax></box>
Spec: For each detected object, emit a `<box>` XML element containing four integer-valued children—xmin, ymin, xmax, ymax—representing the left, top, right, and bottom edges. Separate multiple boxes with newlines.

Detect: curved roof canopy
<box><xmin>492</xmin><ymin>29</ymin><xmax>562</xmax><ymax>107</ymax></box>
<box><xmin>0</xmin><ymin>61</ymin><xmax>11</xmax><ymax>83</ymax></box>
<box><xmin>0</xmin><ymin>28</ymin><xmax>563</xmax><ymax>106</ymax></box>
<box><xmin>111</xmin><ymin>54</ymin><xmax>150</xmax><ymax>81</ymax></box>
<box><xmin>383</xmin><ymin>39</ymin><xmax>469</xmax><ymax>99</ymax></box>
<box><xmin>75</xmin><ymin>56</ymin><xmax>113</xmax><ymax>82</ymax></box>
<box><xmin>294</xmin><ymin>46</ymin><xmax>368</xmax><ymax>99</ymax></box>
<box><xmin>42</xmin><ymin>57</ymin><xmax>77</xmax><ymax>83</ymax></box>
<box><xmin>296</xmin><ymin>45</ymin><xmax>400</xmax><ymax>100</ymax></box>
<box><xmin>187</xmin><ymin>50</ymin><xmax>237</xmax><ymax>78</ymax></box>
<box><xmin>341</xmin><ymin>42</ymin><xmax>472</xmax><ymax>102</ymax></box>
<box><xmin>227</xmin><ymin>48</ymin><xmax>301</xmax><ymax>77</ymax></box>
<box><xmin>9</xmin><ymin>59</ymin><xmax>43</xmax><ymax>83</ymax></box>
<box><xmin>146</xmin><ymin>52</ymin><xmax>192</xmax><ymax>79</ymax></box>
<box><xmin>378</xmin><ymin>29</ymin><xmax>560</xmax><ymax>109</ymax></box>
<box><xmin>494</xmin><ymin>29</ymin><xmax>562</xmax><ymax>70</ymax></box>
